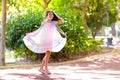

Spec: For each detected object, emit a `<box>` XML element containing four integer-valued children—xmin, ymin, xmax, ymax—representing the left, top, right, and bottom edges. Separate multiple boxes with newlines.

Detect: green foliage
<box><xmin>85</xmin><ymin>0</ymin><xmax>118</xmax><ymax>38</ymax></box>
<box><xmin>49</xmin><ymin>1</ymin><xmax>103</xmax><ymax>55</ymax></box>
<box><xmin>87</xmin><ymin>38</ymin><xmax>103</xmax><ymax>52</ymax></box>
<box><xmin>7</xmin><ymin>0</ymin><xmax>43</xmax><ymax>11</ymax></box>
<box><xmin>6</xmin><ymin>0</ymin><xmax>103</xmax><ymax>60</ymax></box>
<box><xmin>6</xmin><ymin>9</ymin><xmax>43</xmax><ymax>59</ymax></box>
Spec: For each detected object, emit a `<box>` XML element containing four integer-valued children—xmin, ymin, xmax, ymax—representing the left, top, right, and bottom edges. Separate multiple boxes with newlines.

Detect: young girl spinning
<box><xmin>23</xmin><ymin>10</ymin><xmax>67</xmax><ymax>75</ymax></box>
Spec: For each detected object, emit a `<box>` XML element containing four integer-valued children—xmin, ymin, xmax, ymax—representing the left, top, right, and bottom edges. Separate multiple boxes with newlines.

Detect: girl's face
<box><xmin>46</xmin><ymin>11</ymin><xmax>54</xmax><ymax>21</ymax></box>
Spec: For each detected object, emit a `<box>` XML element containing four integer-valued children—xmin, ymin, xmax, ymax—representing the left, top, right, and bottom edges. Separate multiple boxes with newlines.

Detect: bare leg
<box><xmin>40</xmin><ymin>56</ymin><xmax>46</xmax><ymax>70</ymax></box>
<box><xmin>44</xmin><ymin>51</ymin><xmax>51</xmax><ymax>74</ymax></box>
<box><xmin>39</xmin><ymin>51</ymin><xmax>51</xmax><ymax>74</ymax></box>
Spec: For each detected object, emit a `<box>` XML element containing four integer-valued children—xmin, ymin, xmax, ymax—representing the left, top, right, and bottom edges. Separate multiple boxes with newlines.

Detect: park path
<box><xmin>0</xmin><ymin>49</ymin><xmax>120</xmax><ymax>80</ymax></box>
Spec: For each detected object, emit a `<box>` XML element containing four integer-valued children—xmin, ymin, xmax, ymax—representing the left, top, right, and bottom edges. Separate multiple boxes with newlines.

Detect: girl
<box><xmin>23</xmin><ymin>10</ymin><xmax>67</xmax><ymax>75</ymax></box>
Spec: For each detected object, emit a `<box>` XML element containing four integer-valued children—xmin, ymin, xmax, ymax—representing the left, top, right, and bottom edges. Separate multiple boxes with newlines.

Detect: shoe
<box><xmin>44</xmin><ymin>70</ymin><xmax>51</xmax><ymax>75</ymax></box>
<box><xmin>39</xmin><ymin>69</ymin><xmax>45</xmax><ymax>74</ymax></box>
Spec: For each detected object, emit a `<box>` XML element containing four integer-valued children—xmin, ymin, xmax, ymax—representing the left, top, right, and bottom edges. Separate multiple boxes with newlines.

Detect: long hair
<box><xmin>45</xmin><ymin>10</ymin><xmax>60</xmax><ymax>21</ymax></box>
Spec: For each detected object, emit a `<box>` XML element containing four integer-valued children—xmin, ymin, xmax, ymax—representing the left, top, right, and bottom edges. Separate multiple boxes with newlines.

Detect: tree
<box><xmin>0</xmin><ymin>0</ymin><xmax>6</xmax><ymax>66</ymax></box>
<box><xmin>82</xmin><ymin>0</ymin><xmax>89</xmax><ymax>30</ymax></box>
<box><xmin>7</xmin><ymin>0</ymin><xmax>52</xmax><ymax>13</ymax></box>
<box><xmin>83</xmin><ymin>0</ymin><xmax>117</xmax><ymax>38</ymax></box>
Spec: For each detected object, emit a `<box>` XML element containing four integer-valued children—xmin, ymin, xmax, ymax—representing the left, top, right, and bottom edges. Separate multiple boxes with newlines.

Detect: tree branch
<box><xmin>47</xmin><ymin>0</ymin><xmax>51</xmax><ymax>4</ymax></box>
<box><xmin>43</xmin><ymin>0</ymin><xmax>52</xmax><ymax>10</ymax></box>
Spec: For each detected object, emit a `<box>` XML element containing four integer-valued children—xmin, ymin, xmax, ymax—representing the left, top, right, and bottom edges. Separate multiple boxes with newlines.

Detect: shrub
<box><xmin>6</xmin><ymin>9</ymin><xmax>43</xmax><ymax>59</ymax></box>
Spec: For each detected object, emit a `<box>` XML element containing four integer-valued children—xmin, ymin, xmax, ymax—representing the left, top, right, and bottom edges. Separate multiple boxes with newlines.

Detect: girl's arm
<box><xmin>56</xmin><ymin>24</ymin><xmax>67</xmax><ymax>38</ymax></box>
<box><xmin>56</xmin><ymin>15</ymin><xmax>65</xmax><ymax>23</ymax></box>
<box><xmin>58</xmin><ymin>17</ymin><xmax>64</xmax><ymax>23</ymax></box>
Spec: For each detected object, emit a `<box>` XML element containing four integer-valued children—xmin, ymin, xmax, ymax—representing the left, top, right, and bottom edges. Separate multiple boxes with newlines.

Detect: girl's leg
<box><xmin>40</xmin><ymin>55</ymin><xmax>46</xmax><ymax>71</ymax></box>
<box><xmin>44</xmin><ymin>51</ymin><xmax>51</xmax><ymax>74</ymax></box>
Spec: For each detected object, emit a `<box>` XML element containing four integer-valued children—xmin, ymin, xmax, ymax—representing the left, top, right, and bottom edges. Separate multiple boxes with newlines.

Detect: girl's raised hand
<box><xmin>64</xmin><ymin>33</ymin><xmax>67</xmax><ymax>38</ymax></box>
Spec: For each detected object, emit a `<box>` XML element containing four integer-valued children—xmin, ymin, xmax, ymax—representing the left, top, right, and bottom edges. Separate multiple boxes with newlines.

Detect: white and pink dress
<box><xmin>23</xmin><ymin>20</ymin><xmax>66</xmax><ymax>53</ymax></box>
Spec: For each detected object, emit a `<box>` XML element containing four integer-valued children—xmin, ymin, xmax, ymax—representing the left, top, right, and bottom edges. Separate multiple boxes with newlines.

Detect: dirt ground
<box><xmin>0</xmin><ymin>48</ymin><xmax>120</xmax><ymax>80</ymax></box>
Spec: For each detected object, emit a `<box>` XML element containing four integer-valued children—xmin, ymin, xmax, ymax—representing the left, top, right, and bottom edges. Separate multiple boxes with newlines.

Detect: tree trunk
<box><xmin>0</xmin><ymin>0</ymin><xmax>6</xmax><ymax>66</ymax></box>
<box><xmin>101</xmin><ymin>26</ymin><xmax>105</xmax><ymax>36</ymax></box>
<box><xmin>43</xmin><ymin>0</ymin><xmax>51</xmax><ymax>11</ymax></box>
<box><xmin>92</xmin><ymin>31</ymin><xmax>96</xmax><ymax>39</ymax></box>
<box><xmin>111</xmin><ymin>23</ymin><xmax>116</xmax><ymax>36</ymax></box>
<box><xmin>82</xmin><ymin>0</ymin><xmax>88</xmax><ymax>28</ymax></box>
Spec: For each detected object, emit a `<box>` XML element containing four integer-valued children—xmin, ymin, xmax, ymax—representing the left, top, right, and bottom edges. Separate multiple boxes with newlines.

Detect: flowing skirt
<box><xmin>23</xmin><ymin>25</ymin><xmax>66</xmax><ymax>53</ymax></box>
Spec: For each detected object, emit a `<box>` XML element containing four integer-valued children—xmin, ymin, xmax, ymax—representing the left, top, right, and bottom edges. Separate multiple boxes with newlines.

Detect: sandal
<box><xmin>39</xmin><ymin>69</ymin><xmax>45</xmax><ymax>74</ymax></box>
<box><xmin>44</xmin><ymin>70</ymin><xmax>51</xmax><ymax>75</ymax></box>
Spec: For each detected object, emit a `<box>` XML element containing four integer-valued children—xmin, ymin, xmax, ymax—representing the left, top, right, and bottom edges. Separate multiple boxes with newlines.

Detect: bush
<box><xmin>54</xmin><ymin>10</ymin><xmax>103</xmax><ymax>54</ymax></box>
<box><xmin>6</xmin><ymin>9</ymin><xmax>44</xmax><ymax>59</ymax></box>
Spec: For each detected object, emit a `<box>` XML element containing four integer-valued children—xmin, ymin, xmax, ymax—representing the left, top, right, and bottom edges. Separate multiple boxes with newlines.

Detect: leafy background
<box><xmin>1</xmin><ymin>0</ymin><xmax>119</xmax><ymax>61</ymax></box>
